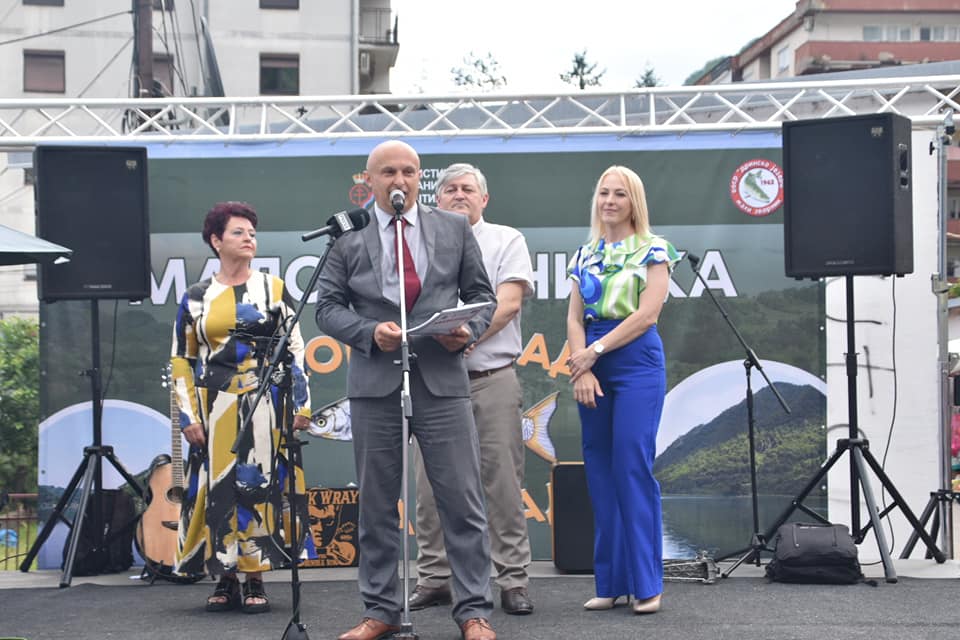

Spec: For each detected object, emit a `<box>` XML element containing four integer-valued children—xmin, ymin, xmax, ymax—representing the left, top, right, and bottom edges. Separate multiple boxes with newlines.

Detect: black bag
<box><xmin>62</xmin><ymin>488</ymin><xmax>137</xmax><ymax>576</ymax></box>
<box><xmin>765</xmin><ymin>522</ymin><xmax>864</xmax><ymax>585</ymax></box>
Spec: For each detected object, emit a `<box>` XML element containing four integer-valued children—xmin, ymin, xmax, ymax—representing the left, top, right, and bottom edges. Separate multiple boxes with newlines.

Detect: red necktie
<box><xmin>395</xmin><ymin>218</ymin><xmax>421</xmax><ymax>312</ymax></box>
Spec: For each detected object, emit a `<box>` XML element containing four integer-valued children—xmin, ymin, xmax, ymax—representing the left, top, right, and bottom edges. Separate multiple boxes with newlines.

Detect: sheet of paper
<box><xmin>407</xmin><ymin>301</ymin><xmax>493</xmax><ymax>336</ymax></box>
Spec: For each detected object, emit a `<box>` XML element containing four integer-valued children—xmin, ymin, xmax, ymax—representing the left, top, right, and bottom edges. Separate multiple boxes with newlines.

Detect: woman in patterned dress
<box><xmin>565</xmin><ymin>166</ymin><xmax>680</xmax><ymax>615</ymax></box>
<box><xmin>170</xmin><ymin>201</ymin><xmax>313</xmax><ymax>613</ymax></box>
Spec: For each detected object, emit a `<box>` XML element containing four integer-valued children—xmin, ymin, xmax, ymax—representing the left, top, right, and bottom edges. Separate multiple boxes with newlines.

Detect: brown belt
<box><xmin>468</xmin><ymin>363</ymin><xmax>513</xmax><ymax>380</ymax></box>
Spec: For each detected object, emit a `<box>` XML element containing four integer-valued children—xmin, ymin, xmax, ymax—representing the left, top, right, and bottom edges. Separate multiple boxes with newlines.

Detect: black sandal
<box><xmin>242</xmin><ymin>577</ymin><xmax>270</xmax><ymax>614</ymax></box>
<box><xmin>205</xmin><ymin>574</ymin><xmax>241</xmax><ymax>612</ymax></box>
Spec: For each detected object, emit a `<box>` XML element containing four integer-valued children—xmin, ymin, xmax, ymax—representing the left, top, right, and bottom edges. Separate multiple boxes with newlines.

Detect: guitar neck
<box><xmin>170</xmin><ymin>383</ymin><xmax>185</xmax><ymax>491</ymax></box>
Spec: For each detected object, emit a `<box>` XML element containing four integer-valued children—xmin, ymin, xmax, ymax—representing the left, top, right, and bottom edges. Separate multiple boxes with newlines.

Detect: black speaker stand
<box><xmin>747</xmin><ymin>276</ymin><xmax>944</xmax><ymax>582</ymax></box>
<box><xmin>899</xmin><ymin>489</ymin><xmax>960</xmax><ymax>560</ymax></box>
<box><xmin>20</xmin><ymin>300</ymin><xmax>144</xmax><ymax>587</ymax></box>
<box><xmin>682</xmin><ymin>254</ymin><xmax>791</xmax><ymax>578</ymax></box>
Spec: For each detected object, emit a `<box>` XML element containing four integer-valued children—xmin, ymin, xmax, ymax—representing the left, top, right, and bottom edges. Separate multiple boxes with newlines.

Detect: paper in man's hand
<box><xmin>407</xmin><ymin>302</ymin><xmax>493</xmax><ymax>336</ymax></box>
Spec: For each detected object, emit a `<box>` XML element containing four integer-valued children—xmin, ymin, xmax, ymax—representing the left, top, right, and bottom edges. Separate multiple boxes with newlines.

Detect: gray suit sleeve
<box><xmin>314</xmin><ymin>235</ymin><xmax>379</xmax><ymax>358</ymax></box>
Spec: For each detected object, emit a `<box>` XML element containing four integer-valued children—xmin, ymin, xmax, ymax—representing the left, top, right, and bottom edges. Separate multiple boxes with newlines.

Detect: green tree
<box><xmin>560</xmin><ymin>49</ymin><xmax>605</xmax><ymax>90</ymax></box>
<box><xmin>635</xmin><ymin>63</ymin><xmax>661</xmax><ymax>88</ymax></box>
<box><xmin>451</xmin><ymin>51</ymin><xmax>507</xmax><ymax>91</ymax></box>
<box><xmin>0</xmin><ymin>317</ymin><xmax>39</xmax><ymax>493</ymax></box>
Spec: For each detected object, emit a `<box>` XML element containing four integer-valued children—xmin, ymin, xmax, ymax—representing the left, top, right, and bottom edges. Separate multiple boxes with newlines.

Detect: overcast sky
<box><xmin>389</xmin><ymin>0</ymin><xmax>799</xmax><ymax>94</ymax></box>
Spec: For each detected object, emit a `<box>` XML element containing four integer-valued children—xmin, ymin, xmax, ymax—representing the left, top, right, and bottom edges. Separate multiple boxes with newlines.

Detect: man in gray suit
<box><xmin>315</xmin><ymin>140</ymin><xmax>498</xmax><ymax>640</ymax></box>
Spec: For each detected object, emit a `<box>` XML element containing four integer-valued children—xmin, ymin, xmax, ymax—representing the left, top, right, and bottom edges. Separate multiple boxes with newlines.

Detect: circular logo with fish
<box><xmin>729</xmin><ymin>159</ymin><xmax>783</xmax><ymax>217</ymax></box>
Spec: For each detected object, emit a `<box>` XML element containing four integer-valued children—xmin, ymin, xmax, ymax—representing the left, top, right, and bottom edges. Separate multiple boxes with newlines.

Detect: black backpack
<box><xmin>62</xmin><ymin>488</ymin><xmax>137</xmax><ymax>576</ymax></box>
<box><xmin>765</xmin><ymin>522</ymin><xmax>864</xmax><ymax>585</ymax></box>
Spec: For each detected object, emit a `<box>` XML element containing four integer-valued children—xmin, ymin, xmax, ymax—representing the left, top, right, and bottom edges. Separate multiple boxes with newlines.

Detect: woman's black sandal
<box><xmin>242</xmin><ymin>577</ymin><xmax>270</xmax><ymax>614</ymax></box>
<box><xmin>205</xmin><ymin>575</ymin><xmax>241</xmax><ymax>612</ymax></box>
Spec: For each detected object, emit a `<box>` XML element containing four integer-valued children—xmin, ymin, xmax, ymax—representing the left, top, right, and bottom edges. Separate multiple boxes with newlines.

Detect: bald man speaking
<box><xmin>315</xmin><ymin>141</ymin><xmax>498</xmax><ymax>640</ymax></box>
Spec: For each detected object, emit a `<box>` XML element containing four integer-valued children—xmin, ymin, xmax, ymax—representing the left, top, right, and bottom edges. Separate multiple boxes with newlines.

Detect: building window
<box><xmin>153</xmin><ymin>54</ymin><xmax>175</xmax><ymax>95</ymax></box>
<box><xmin>885</xmin><ymin>25</ymin><xmax>911</xmax><ymax>41</ymax></box>
<box><xmin>23</xmin><ymin>0</ymin><xmax>64</xmax><ymax>6</ymax></box>
<box><xmin>260</xmin><ymin>54</ymin><xmax>299</xmax><ymax>95</ymax></box>
<box><xmin>920</xmin><ymin>25</ymin><xmax>947</xmax><ymax>41</ymax></box>
<box><xmin>260</xmin><ymin>0</ymin><xmax>298</xmax><ymax>8</ymax></box>
<box><xmin>152</xmin><ymin>0</ymin><xmax>174</xmax><ymax>9</ymax></box>
<box><xmin>948</xmin><ymin>26</ymin><xmax>960</xmax><ymax>41</ymax></box>
<box><xmin>863</xmin><ymin>25</ymin><xmax>882</xmax><ymax>41</ymax></box>
<box><xmin>23</xmin><ymin>50</ymin><xmax>65</xmax><ymax>93</ymax></box>
<box><xmin>776</xmin><ymin>46</ymin><xmax>790</xmax><ymax>73</ymax></box>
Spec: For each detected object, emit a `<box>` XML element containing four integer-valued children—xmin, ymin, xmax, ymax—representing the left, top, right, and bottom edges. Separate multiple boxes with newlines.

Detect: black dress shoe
<box><xmin>500</xmin><ymin>586</ymin><xmax>534</xmax><ymax>615</ymax></box>
<box><xmin>408</xmin><ymin>584</ymin><xmax>452</xmax><ymax>611</ymax></box>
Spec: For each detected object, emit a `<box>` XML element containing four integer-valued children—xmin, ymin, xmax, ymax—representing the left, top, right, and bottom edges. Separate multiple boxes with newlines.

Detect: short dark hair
<box><xmin>202</xmin><ymin>201</ymin><xmax>258</xmax><ymax>257</ymax></box>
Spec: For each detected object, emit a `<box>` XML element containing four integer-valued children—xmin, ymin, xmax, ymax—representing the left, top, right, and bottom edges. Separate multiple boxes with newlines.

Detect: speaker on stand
<box><xmin>35</xmin><ymin>146</ymin><xmax>151</xmax><ymax>301</ymax></box>
<box><xmin>773</xmin><ymin>114</ymin><xmax>945</xmax><ymax>583</ymax></box>
<box><xmin>783</xmin><ymin>112</ymin><xmax>913</xmax><ymax>279</ymax></box>
<box><xmin>21</xmin><ymin>146</ymin><xmax>150</xmax><ymax>586</ymax></box>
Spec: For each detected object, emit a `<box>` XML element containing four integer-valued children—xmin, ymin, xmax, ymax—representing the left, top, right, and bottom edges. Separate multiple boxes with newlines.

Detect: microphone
<box><xmin>301</xmin><ymin>209</ymin><xmax>370</xmax><ymax>242</ymax></box>
<box><xmin>389</xmin><ymin>189</ymin><xmax>406</xmax><ymax>213</ymax></box>
<box><xmin>686</xmin><ymin>252</ymin><xmax>701</xmax><ymax>269</ymax></box>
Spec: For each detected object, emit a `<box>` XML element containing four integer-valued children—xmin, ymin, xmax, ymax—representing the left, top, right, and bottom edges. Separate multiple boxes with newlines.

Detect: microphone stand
<box><xmin>229</xmin><ymin>231</ymin><xmax>344</xmax><ymax>640</ymax></box>
<box><xmin>683</xmin><ymin>253</ymin><xmax>791</xmax><ymax>578</ymax></box>
<box><xmin>392</xmin><ymin>199</ymin><xmax>419</xmax><ymax>640</ymax></box>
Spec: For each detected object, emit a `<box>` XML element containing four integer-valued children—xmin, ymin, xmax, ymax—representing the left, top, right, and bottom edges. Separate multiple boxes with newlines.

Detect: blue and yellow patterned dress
<box><xmin>171</xmin><ymin>270</ymin><xmax>313</xmax><ymax>576</ymax></box>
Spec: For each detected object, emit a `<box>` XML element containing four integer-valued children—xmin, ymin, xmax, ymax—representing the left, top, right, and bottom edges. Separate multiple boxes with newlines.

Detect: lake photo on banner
<box><xmin>661</xmin><ymin>494</ymin><xmax>829</xmax><ymax>559</ymax></box>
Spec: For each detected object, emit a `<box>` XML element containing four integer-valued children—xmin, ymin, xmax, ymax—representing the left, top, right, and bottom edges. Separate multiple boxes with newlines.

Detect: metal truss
<box><xmin>0</xmin><ymin>74</ymin><xmax>958</xmax><ymax>146</ymax></box>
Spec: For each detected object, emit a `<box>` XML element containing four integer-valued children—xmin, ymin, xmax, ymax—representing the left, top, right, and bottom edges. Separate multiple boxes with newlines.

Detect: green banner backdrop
<box><xmin>36</xmin><ymin>132</ymin><xmax>825</xmax><ymax>568</ymax></box>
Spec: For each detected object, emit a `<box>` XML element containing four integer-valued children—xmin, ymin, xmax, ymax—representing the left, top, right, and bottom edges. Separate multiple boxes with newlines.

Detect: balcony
<box><xmin>795</xmin><ymin>41</ymin><xmax>960</xmax><ymax>75</ymax></box>
<box><xmin>358</xmin><ymin>7</ymin><xmax>398</xmax><ymax>94</ymax></box>
<box><xmin>359</xmin><ymin>7</ymin><xmax>396</xmax><ymax>46</ymax></box>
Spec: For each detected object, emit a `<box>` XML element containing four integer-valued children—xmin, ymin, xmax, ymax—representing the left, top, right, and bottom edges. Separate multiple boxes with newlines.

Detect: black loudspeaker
<box><xmin>783</xmin><ymin>113</ymin><xmax>913</xmax><ymax>278</ymax></box>
<box><xmin>550</xmin><ymin>462</ymin><xmax>594</xmax><ymax>573</ymax></box>
<box><xmin>35</xmin><ymin>146</ymin><xmax>150</xmax><ymax>301</ymax></box>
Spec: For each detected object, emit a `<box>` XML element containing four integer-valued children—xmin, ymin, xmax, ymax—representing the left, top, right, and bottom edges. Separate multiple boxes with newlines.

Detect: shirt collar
<box><xmin>374</xmin><ymin>201</ymin><xmax>419</xmax><ymax>230</ymax></box>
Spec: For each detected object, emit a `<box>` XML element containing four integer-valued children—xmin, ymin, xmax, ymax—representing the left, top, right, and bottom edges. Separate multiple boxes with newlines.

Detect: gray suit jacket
<box><xmin>315</xmin><ymin>204</ymin><xmax>496</xmax><ymax>399</ymax></box>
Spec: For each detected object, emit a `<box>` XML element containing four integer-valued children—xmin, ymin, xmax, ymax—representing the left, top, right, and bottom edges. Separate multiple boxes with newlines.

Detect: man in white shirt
<box><xmin>410</xmin><ymin>163</ymin><xmax>536</xmax><ymax>615</ymax></box>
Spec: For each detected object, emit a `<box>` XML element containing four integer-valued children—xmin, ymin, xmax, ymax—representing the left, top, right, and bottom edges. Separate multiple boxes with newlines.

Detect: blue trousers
<box><xmin>578</xmin><ymin>320</ymin><xmax>664</xmax><ymax>600</ymax></box>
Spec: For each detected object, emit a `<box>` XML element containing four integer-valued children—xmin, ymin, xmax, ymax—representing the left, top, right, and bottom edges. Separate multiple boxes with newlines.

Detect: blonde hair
<box><xmin>588</xmin><ymin>165</ymin><xmax>651</xmax><ymax>244</ymax></box>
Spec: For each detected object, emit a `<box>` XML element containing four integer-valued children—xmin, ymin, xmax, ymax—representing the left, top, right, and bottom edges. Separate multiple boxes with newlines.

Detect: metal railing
<box><xmin>1</xmin><ymin>492</ymin><xmax>37</xmax><ymax>570</ymax></box>
<box><xmin>0</xmin><ymin>74</ymin><xmax>957</xmax><ymax>146</ymax></box>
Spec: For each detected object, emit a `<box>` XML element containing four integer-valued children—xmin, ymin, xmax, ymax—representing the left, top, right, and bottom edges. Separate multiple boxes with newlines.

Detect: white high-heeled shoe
<box><xmin>632</xmin><ymin>593</ymin><xmax>661</xmax><ymax>614</ymax></box>
<box><xmin>583</xmin><ymin>595</ymin><xmax>626</xmax><ymax>610</ymax></box>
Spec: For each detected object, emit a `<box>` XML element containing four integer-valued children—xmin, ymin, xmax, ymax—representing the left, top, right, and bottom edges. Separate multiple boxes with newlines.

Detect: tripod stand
<box><xmin>20</xmin><ymin>300</ymin><xmax>144</xmax><ymax>587</ymax></box>
<box><xmin>750</xmin><ymin>275</ymin><xmax>945</xmax><ymax>582</ymax></box>
<box><xmin>682</xmin><ymin>254</ymin><xmax>791</xmax><ymax>578</ymax></box>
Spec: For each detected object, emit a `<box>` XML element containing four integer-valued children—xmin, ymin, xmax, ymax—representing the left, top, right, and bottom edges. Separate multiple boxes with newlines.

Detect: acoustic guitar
<box><xmin>135</xmin><ymin>368</ymin><xmax>192</xmax><ymax>581</ymax></box>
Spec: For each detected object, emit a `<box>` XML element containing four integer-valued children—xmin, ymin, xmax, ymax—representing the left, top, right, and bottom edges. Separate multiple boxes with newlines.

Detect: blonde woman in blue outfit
<box><xmin>566</xmin><ymin>165</ymin><xmax>680</xmax><ymax>615</ymax></box>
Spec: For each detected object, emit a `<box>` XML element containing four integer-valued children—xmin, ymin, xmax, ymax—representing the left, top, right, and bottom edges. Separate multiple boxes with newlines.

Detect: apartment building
<box><xmin>693</xmin><ymin>0</ymin><xmax>960</xmax><ymax>84</ymax></box>
<box><xmin>1</xmin><ymin>0</ymin><xmax>397</xmax><ymax>99</ymax></box>
<box><xmin>0</xmin><ymin>0</ymin><xmax>397</xmax><ymax>318</ymax></box>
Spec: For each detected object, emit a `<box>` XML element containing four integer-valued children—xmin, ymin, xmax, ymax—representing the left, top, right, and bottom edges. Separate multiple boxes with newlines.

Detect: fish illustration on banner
<box><xmin>521</xmin><ymin>392</ymin><xmax>558</xmax><ymax>463</ymax></box>
<box><xmin>308</xmin><ymin>397</ymin><xmax>352</xmax><ymax>441</ymax></box>
<box><xmin>309</xmin><ymin>392</ymin><xmax>559</xmax><ymax>463</ymax></box>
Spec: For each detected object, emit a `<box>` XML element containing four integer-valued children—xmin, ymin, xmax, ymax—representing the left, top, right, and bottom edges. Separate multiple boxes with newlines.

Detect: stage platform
<box><xmin>1</xmin><ymin>559</ymin><xmax>959</xmax><ymax>639</ymax></box>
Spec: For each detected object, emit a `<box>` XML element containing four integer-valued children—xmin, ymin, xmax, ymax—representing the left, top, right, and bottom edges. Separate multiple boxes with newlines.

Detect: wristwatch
<box><xmin>592</xmin><ymin>341</ymin><xmax>605</xmax><ymax>355</ymax></box>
